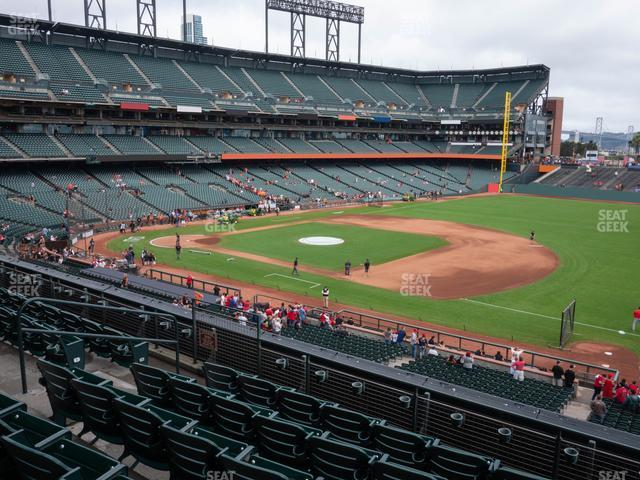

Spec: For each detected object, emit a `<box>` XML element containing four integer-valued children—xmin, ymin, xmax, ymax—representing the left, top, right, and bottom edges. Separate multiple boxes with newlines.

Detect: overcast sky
<box><xmin>8</xmin><ymin>0</ymin><xmax>639</xmax><ymax>133</ymax></box>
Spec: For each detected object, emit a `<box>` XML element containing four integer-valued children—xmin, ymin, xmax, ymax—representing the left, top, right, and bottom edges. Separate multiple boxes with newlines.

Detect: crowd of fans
<box><xmin>590</xmin><ymin>373</ymin><xmax>639</xmax><ymax>423</ymax></box>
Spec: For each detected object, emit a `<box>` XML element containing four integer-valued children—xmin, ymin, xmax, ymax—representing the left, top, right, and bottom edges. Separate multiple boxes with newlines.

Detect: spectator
<box><xmin>624</xmin><ymin>385</ymin><xmax>639</xmax><ymax>413</ymax></box>
<box><xmin>321</xmin><ymin>287</ymin><xmax>329</xmax><ymax>308</ymax></box>
<box><xmin>564</xmin><ymin>365</ymin><xmax>576</xmax><ymax>389</ymax></box>
<box><xmin>418</xmin><ymin>334</ymin><xmax>427</xmax><ymax>358</ymax></box>
<box><xmin>615</xmin><ymin>383</ymin><xmax>629</xmax><ymax>405</ymax></box>
<box><xmin>120</xmin><ymin>273</ymin><xmax>128</xmax><ymax>288</ymax></box>
<box><xmin>592</xmin><ymin>373</ymin><xmax>605</xmax><ymax>400</ymax></box>
<box><xmin>602</xmin><ymin>374</ymin><xmax>615</xmax><ymax>399</ymax></box>
<box><xmin>272</xmin><ymin>316</ymin><xmax>282</xmax><ymax>334</ymax></box>
<box><xmin>396</xmin><ymin>326</ymin><xmax>406</xmax><ymax>344</ymax></box>
<box><xmin>551</xmin><ymin>361</ymin><xmax>564</xmax><ymax>387</ymax></box>
<box><xmin>462</xmin><ymin>352</ymin><xmax>474</xmax><ymax>370</ymax></box>
<box><xmin>590</xmin><ymin>394</ymin><xmax>607</xmax><ymax>424</ymax></box>
<box><xmin>494</xmin><ymin>351</ymin><xmax>504</xmax><ymax>362</ymax></box>
<box><xmin>513</xmin><ymin>356</ymin><xmax>526</xmax><ymax>381</ymax></box>
<box><xmin>427</xmin><ymin>345</ymin><xmax>439</xmax><ymax>356</ymax></box>
<box><xmin>446</xmin><ymin>354</ymin><xmax>456</xmax><ymax>365</ymax></box>
<box><xmin>186</xmin><ymin>274</ymin><xmax>193</xmax><ymax>289</ymax></box>
<box><xmin>427</xmin><ymin>335</ymin><xmax>436</xmax><ymax>345</ymax></box>
<box><xmin>236</xmin><ymin>312</ymin><xmax>247</xmax><ymax>326</ymax></box>
<box><xmin>383</xmin><ymin>327</ymin><xmax>392</xmax><ymax>346</ymax></box>
<box><xmin>409</xmin><ymin>330</ymin><xmax>419</xmax><ymax>358</ymax></box>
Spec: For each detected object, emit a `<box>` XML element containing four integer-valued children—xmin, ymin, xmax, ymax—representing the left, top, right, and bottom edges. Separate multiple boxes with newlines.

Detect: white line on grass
<box><xmin>188</xmin><ymin>250</ymin><xmax>211</xmax><ymax>255</ymax></box>
<box><xmin>463</xmin><ymin>298</ymin><xmax>640</xmax><ymax>337</ymax></box>
<box><xmin>264</xmin><ymin>273</ymin><xmax>321</xmax><ymax>288</ymax></box>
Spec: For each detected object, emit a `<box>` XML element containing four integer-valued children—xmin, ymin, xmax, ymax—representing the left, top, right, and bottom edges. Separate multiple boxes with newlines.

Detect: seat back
<box><xmin>203</xmin><ymin>362</ymin><xmax>240</xmax><ymax>393</ymax></box>
<box><xmin>275</xmin><ymin>390</ymin><xmax>325</xmax><ymax>427</ymax></box>
<box><xmin>130</xmin><ymin>363</ymin><xmax>172</xmax><ymax>406</ymax></box>
<box><xmin>237</xmin><ymin>375</ymin><xmax>282</xmax><ymax>407</ymax></box>
<box><xmin>429</xmin><ymin>444</ymin><xmax>495</xmax><ymax>480</ymax></box>
<box><xmin>41</xmin><ymin>437</ymin><xmax>127</xmax><ymax>480</ymax></box>
<box><xmin>254</xmin><ymin>416</ymin><xmax>319</xmax><ymax>469</ymax></box>
<box><xmin>372</xmin><ymin>424</ymin><xmax>431</xmax><ymax>468</ymax></box>
<box><xmin>160</xmin><ymin>424</ymin><xmax>226</xmax><ymax>480</ymax></box>
<box><xmin>208</xmin><ymin>395</ymin><xmax>266</xmax><ymax>442</ymax></box>
<box><xmin>308</xmin><ymin>435</ymin><xmax>375</xmax><ymax>480</ymax></box>
<box><xmin>221</xmin><ymin>454</ymin><xmax>313</xmax><ymax>480</ymax></box>
<box><xmin>71</xmin><ymin>378</ymin><xmax>123</xmax><ymax>444</ymax></box>
<box><xmin>319</xmin><ymin>405</ymin><xmax>378</xmax><ymax>446</ymax></box>
<box><xmin>168</xmin><ymin>377</ymin><xmax>214</xmax><ymax>422</ymax></box>
<box><xmin>371</xmin><ymin>459</ymin><xmax>446</xmax><ymax>480</ymax></box>
<box><xmin>36</xmin><ymin>359</ymin><xmax>81</xmax><ymax>425</ymax></box>
<box><xmin>109</xmin><ymin>335</ymin><xmax>148</xmax><ymax>368</ymax></box>
<box><xmin>0</xmin><ymin>410</ymin><xmax>70</xmax><ymax>448</ymax></box>
<box><xmin>493</xmin><ymin>466</ymin><xmax>551</xmax><ymax>480</ymax></box>
<box><xmin>0</xmin><ymin>432</ymin><xmax>81</xmax><ymax>480</ymax></box>
<box><xmin>113</xmin><ymin>397</ymin><xmax>167</xmax><ymax>470</ymax></box>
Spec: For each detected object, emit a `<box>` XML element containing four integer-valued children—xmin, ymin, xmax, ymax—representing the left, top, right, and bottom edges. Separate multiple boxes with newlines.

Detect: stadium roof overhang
<box><xmin>0</xmin><ymin>14</ymin><xmax>549</xmax><ymax>80</ymax></box>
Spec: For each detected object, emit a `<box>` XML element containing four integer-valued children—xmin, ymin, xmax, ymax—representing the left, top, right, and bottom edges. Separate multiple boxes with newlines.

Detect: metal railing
<box><xmin>15</xmin><ymin>297</ymin><xmax>185</xmax><ymax>393</ymax></box>
<box><xmin>146</xmin><ymin>268</ymin><xmax>241</xmax><ymax>297</ymax></box>
<box><xmin>1</xmin><ymin>257</ymin><xmax>638</xmax><ymax>479</ymax></box>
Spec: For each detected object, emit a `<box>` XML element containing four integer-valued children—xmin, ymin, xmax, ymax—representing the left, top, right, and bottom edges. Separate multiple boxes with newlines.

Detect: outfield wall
<box><xmin>509</xmin><ymin>184</ymin><xmax>640</xmax><ymax>203</ymax></box>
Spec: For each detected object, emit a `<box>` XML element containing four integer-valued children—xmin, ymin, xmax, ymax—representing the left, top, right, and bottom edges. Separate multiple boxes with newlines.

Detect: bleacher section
<box><xmin>539</xmin><ymin>166</ymin><xmax>640</xmax><ymax>192</ymax></box>
<box><xmin>399</xmin><ymin>355</ymin><xmax>574</xmax><ymax>412</ymax></box>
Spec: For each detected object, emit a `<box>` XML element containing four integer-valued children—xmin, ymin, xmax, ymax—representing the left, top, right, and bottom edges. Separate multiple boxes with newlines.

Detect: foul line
<box><xmin>264</xmin><ymin>273</ymin><xmax>321</xmax><ymax>289</ymax></box>
<box><xmin>463</xmin><ymin>298</ymin><xmax>640</xmax><ymax>337</ymax></box>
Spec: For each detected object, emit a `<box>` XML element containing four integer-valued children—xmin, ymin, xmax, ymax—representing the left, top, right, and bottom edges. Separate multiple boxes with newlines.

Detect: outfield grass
<box><xmin>108</xmin><ymin>196</ymin><xmax>640</xmax><ymax>354</ymax></box>
<box><xmin>218</xmin><ymin>222</ymin><xmax>445</xmax><ymax>271</ymax></box>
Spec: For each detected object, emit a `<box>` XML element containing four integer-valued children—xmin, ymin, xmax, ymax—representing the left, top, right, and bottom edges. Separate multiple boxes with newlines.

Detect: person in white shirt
<box><xmin>272</xmin><ymin>317</ymin><xmax>282</xmax><ymax>334</ymax></box>
<box><xmin>427</xmin><ymin>346</ymin><xmax>439</xmax><ymax>356</ymax></box>
<box><xmin>237</xmin><ymin>313</ymin><xmax>247</xmax><ymax>326</ymax></box>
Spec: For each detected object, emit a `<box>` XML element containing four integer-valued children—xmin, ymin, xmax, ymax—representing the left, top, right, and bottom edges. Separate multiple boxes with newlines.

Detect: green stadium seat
<box><xmin>428</xmin><ymin>444</ymin><xmax>496</xmax><ymax>480</ymax></box>
<box><xmin>167</xmin><ymin>376</ymin><xmax>233</xmax><ymax>422</ymax></box>
<box><xmin>207</xmin><ymin>395</ymin><xmax>274</xmax><ymax>443</ymax></box>
<box><xmin>203</xmin><ymin>361</ymin><xmax>241</xmax><ymax>394</ymax></box>
<box><xmin>319</xmin><ymin>404</ymin><xmax>383</xmax><ymax>447</ymax></box>
<box><xmin>160</xmin><ymin>423</ymin><xmax>249</xmax><ymax>480</ymax></box>
<box><xmin>2</xmin><ymin>430</ymin><xmax>126</xmax><ymax>480</ymax></box>
<box><xmin>371</xmin><ymin>459</ymin><xmax>447</xmax><ymax>480</ymax></box>
<box><xmin>236</xmin><ymin>375</ymin><xmax>294</xmax><ymax>408</ymax></box>
<box><xmin>253</xmin><ymin>415</ymin><xmax>321</xmax><ymax>469</ymax></box>
<box><xmin>221</xmin><ymin>453</ymin><xmax>314</xmax><ymax>480</ymax></box>
<box><xmin>36</xmin><ymin>359</ymin><xmax>112</xmax><ymax>426</ymax></box>
<box><xmin>131</xmin><ymin>362</ymin><xmax>196</xmax><ymax>407</ymax></box>
<box><xmin>113</xmin><ymin>397</ymin><xmax>197</xmax><ymax>470</ymax></box>
<box><xmin>70</xmin><ymin>378</ymin><xmax>149</xmax><ymax>445</ymax></box>
<box><xmin>0</xmin><ymin>392</ymin><xmax>26</xmax><ymax>417</ymax></box>
<box><xmin>308</xmin><ymin>435</ymin><xmax>380</xmax><ymax>480</ymax></box>
<box><xmin>0</xmin><ymin>409</ymin><xmax>69</xmax><ymax>448</ymax></box>
<box><xmin>493</xmin><ymin>466</ymin><xmax>552</xmax><ymax>480</ymax></box>
<box><xmin>274</xmin><ymin>389</ymin><xmax>331</xmax><ymax>428</ymax></box>
<box><xmin>372</xmin><ymin>423</ymin><xmax>434</xmax><ymax>469</ymax></box>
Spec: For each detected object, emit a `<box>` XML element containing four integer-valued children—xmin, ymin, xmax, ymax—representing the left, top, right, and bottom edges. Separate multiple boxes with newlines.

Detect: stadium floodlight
<box><xmin>266</xmin><ymin>0</ymin><xmax>365</xmax><ymax>63</ymax></box>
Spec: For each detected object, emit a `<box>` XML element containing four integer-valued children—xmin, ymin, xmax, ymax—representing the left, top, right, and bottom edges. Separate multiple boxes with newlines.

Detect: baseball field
<box><xmin>105</xmin><ymin>194</ymin><xmax>640</xmax><ymax>357</ymax></box>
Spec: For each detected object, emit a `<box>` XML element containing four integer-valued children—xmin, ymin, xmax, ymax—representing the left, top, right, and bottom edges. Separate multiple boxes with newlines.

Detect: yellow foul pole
<box><xmin>498</xmin><ymin>91</ymin><xmax>512</xmax><ymax>192</ymax></box>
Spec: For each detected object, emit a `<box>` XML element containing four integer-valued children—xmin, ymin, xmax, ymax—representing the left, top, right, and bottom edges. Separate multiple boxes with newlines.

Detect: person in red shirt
<box><xmin>602</xmin><ymin>374</ymin><xmax>615</xmax><ymax>399</ymax></box>
<box><xmin>633</xmin><ymin>306</ymin><xmax>640</xmax><ymax>332</ymax></box>
<box><xmin>615</xmin><ymin>385</ymin><xmax>629</xmax><ymax>404</ymax></box>
<box><xmin>513</xmin><ymin>357</ymin><xmax>526</xmax><ymax>381</ymax></box>
<box><xmin>185</xmin><ymin>274</ymin><xmax>193</xmax><ymax>289</ymax></box>
<box><xmin>592</xmin><ymin>373</ymin><xmax>605</xmax><ymax>400</ymax></box>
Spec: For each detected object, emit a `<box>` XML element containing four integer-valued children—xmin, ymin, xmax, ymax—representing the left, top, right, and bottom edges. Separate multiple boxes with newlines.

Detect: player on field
<box><xmin>175</xmin><ymin>234</ymin><xmax>181</xmax><ymax>259</ymax></box>
<box><xmin>292</xmin><ymin>257</ymin><xmax>299</xmax><ymax>276</ymax></box>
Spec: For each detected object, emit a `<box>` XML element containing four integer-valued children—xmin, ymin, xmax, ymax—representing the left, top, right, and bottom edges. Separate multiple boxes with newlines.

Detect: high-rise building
<box><xmin>181</xmin><ymin>14</ymin><xmax>208</xmax><ymax>45</ymax></box>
